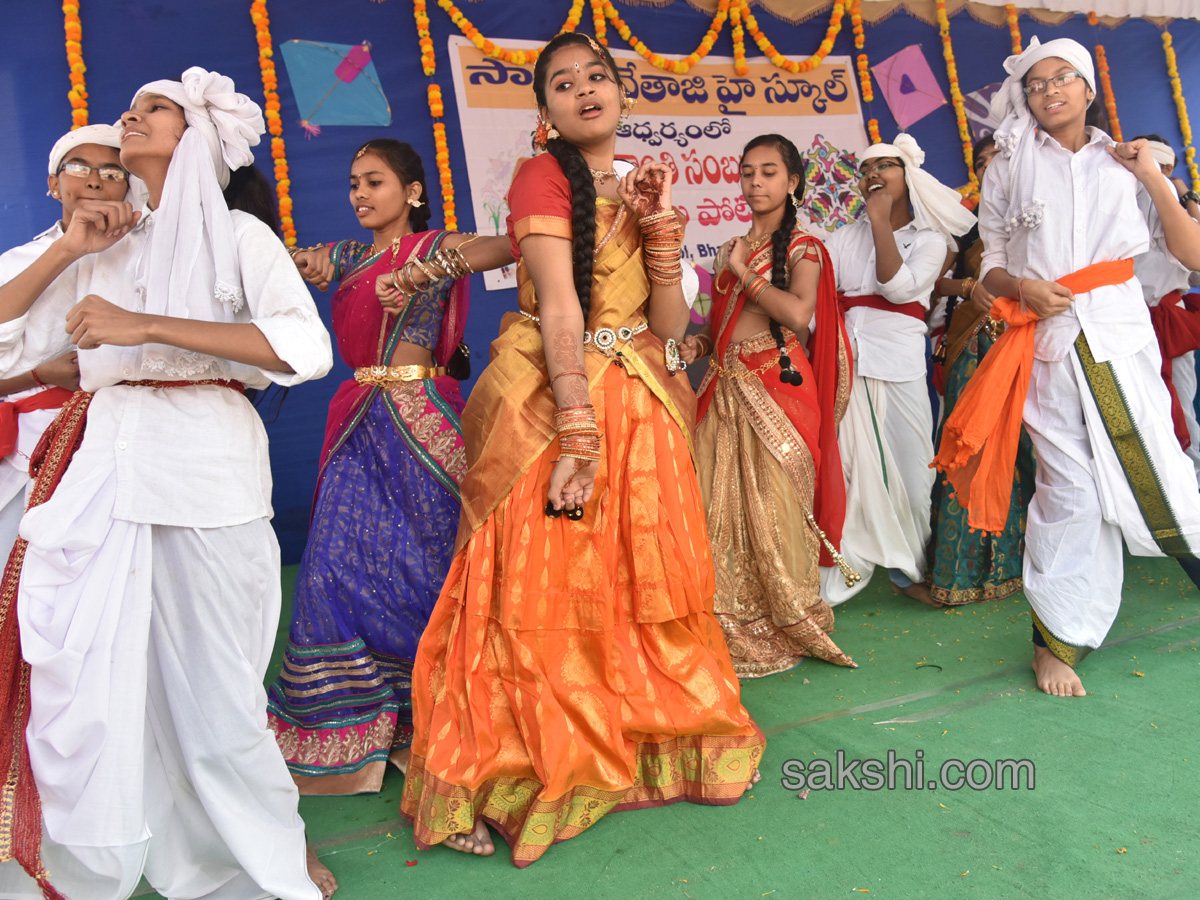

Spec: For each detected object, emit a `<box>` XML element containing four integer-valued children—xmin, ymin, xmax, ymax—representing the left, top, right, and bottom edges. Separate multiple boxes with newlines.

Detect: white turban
<box><xmin>991</xmin><ymin>36</ymin><xmax>1096</xmax><ymax>157</ymax></box>
<box><xmin>47</xmin><ymin>123</ymin><xmax>123</xmax><ymax>175</ymax></box>
<box><xmin>860</xmin><ymin>133</ymin><xmax>976</xmax><ymax>248</ymax></box>
<box><xmin>133</xmin><ymin>67</ymin><xmax>263</xmax><ymax>190</ymax></box>
<box><xmin>126</xmin><ymin>67</ymin><xmax>265</xmax><ymax>376</ymax></box>
<box><xmin>1147</xmin><ymin>140</ymin><xmax>1176</xmax><ymax>170</ymax></box>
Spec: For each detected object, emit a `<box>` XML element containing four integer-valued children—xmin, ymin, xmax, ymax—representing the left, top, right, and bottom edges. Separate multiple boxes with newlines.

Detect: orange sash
<box><xmin>931</xmin><ymin>258</ymin><xmax>1135</xmax><ymax>534</ymax></box>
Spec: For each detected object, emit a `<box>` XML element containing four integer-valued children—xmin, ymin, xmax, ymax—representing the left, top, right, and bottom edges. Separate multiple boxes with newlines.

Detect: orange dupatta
<box><xmin>932</xmin><ymin>257</ymin><xmax>1135</xmax><ymax>533</ymax></box>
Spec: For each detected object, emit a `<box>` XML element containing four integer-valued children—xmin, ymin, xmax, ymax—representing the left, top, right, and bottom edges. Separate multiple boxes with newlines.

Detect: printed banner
<box><xmin>446</xmin><ymin>36</ymin><xmax>869</xmax><ymax>292</ymax></box>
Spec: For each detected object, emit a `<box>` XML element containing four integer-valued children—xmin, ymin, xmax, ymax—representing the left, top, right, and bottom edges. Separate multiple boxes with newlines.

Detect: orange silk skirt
<box><xmin>400</xmin><ymin>364</ymin><xmax>765</xmax><ymax>867</ymax></box>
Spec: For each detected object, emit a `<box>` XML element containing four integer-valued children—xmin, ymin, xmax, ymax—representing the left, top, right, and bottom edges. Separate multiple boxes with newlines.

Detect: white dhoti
<box><xmin>1024</xmin><ymin>334</ymin><xmax>1200</xmax><ymax>653</ymax></box>
<box><xmin>822</xmin><ymin>373</ymin><xmax>935</xmax><ymax>605</ymax></box>
<box><xmin>0</xmin><ymin>438</ymin><xmax>319</xmax><ymax>900</ymax></box>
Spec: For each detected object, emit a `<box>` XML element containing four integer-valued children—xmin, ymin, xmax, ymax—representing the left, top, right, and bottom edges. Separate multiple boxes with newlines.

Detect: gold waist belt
<box><xmin>354</xmin><ymin>364</ymin><xmax>447</xmax><ymax>386</ymax></box>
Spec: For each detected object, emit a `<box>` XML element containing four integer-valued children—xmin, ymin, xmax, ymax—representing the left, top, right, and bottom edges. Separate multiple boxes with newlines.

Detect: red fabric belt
<box><xmin>1148</xmin><ymin>290</ymin><xmax>1200</xmax><ymax>451</ymax></box>
<box><xmin>0</xmin><ymin>388</ymin><xmax>74</xmax><ymax>460</ymax></box>
<box><xmin>837</xmin><ymin>292</ymin><xmax>925</xmax><ymax>322</ymax></box>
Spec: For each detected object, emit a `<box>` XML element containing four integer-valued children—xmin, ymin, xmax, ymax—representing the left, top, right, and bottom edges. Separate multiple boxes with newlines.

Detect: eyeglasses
<box><xmin>1024</xmin><ymin>71</ymin><xmax>1084</xmax><ymax>96</ymax></box>
<box><xmin>859</xmin><ymin>159</ymin><xmax>901</xmax><ymax>179</ymax></box>
<box><xmin>57</xmin><ymin>162</ymin><xmax>129</xmax><ymax>182</ymax></box>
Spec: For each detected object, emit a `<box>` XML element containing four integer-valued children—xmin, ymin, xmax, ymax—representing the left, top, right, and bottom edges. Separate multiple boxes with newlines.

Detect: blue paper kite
<box><xmin>279</xmin><ymin>39</ymin><xmax>392</xmax><ymax>135</ymax></box>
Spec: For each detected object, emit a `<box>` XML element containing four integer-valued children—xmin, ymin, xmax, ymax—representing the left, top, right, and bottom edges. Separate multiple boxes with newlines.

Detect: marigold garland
<box><xmin>250</xmin><ymin>0</ymin><xmax>295</xmax><ymax>246</ymax></box>
<box><xmin>857</xmin><ymin>53</ymin><xmax>874</xmax><ymax>103</ymax></box>
<box><xmin>730</xmin><ymin>2</ymin><xmax>748</xmax><ymax>76</ymax></box>
<box><xmin>598</xmin><ymin>0</ymin><xmax>729</xmax><ymax>75</ymax></box>
<box><xmin>63</xmin><ymin>2</ymin><xmax>87</xmax><ymax>129</ymax></box>
<box><xmin>414</xmin><ymin>0</ymin><xmax>434</xmax><ymax>76</ymax></box>
<box><xmin>1164</xmin><ymin>30</ymin><xmax>1200</xmax><ymax>192</ymax></box>
<box><xmin>850</xmin><ymin>0</ymin><xmax>872</xmax><ymax>104</ymax></box>
<box><xmin>437</xmin><ymin>0</ymin><xmax>583</xmax><ymax>66</ymax></box>
<box><xmin>1095</xmin><ymin>44</ymin><xmax>1121</xmax><ymax>142</ymax></box>
<box><xmin>592</xmin><ymin>0</ymin><xmax>608</xmax><ymax>45</ymax></box>
<box><xmin>1004</xmin><ymin>4</ymin><xmax>1021</xmax><ymax>54</ymax></box>
<box><xmin>430</xmin><ymin>0</ymin><xmax>849</xmax><ymax>79</ymax></box>
<box><xmin>935</xmin><ymin>0</ymin><xmax>976</xmax><ymax>189</ymax></box>
<box><xmin>868</xmin><ymin>118</ymin><xmax>881</xmax><ymax>144</ymax></box>
<box><xmin>740</xmin><ymin>0</ymin><xmax>846</xmax><ymax>75</ymax></box>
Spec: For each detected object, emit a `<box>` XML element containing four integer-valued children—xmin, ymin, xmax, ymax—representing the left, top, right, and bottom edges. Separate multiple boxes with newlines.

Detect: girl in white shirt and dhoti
<box><xmin>821</xmin><ymin>134</ymin><xmax>975</xmax><ymax>607</ymax></box>
<box><xmin>937</xmin><ymin>38</ymin><xmax>1200</xmax><ymax>697</ymax></box>
<box><xmin>0</xmin><ymin>69</ymin><xmax>333</xmax><ymax>900</ymax></box>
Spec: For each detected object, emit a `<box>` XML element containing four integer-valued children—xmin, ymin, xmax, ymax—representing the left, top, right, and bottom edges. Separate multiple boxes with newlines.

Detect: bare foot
<box><xmin>744</xmin><ymin>769</ymin><xmax>762</xmax><ymax>795</ymax></box>
<box><xmin>306</xmin><ymin>845</ymin><xmax>338</xmax><ymax>898</ymax></box>
<box><xmin>443</xmin><ymin>819</ymin><xmax>495</xmax><ymax>856</ymax></box>
<box><xmin>387</xmin><ymin>747</ymin><xmax>411</xmax><ymax>775</ymax></box>
<box><xmin>892</xmin><ymin>581</ymin><xmax>945</xmax><ymax>608</ymax></box>
<box><xmin>1031</xmin><ymin>646</ymin><xmax>1087</xmax><ymax>697</ymax></box>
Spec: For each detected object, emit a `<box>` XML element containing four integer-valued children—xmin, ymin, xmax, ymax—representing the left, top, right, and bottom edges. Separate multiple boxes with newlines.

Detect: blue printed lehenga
<box><xmin>267</xmin><ymin>232</ymin><xmax>469</xmax><ymax>794</ymax></box>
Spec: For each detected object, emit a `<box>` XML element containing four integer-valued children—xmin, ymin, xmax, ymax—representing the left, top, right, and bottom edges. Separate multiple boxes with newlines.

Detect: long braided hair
<box><xmin>532</xmin><ymin>33</ymin><xmax>627</xmax><ymax>322</ymax></box>
<box><xmin>742</xmin><ymin>133</ymin><xmax>806</xmax><ymax>385</ymax></box>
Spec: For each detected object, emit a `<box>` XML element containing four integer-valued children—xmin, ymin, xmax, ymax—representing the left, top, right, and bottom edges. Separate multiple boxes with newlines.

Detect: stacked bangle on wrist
<box><xmin>960</xmin><ymin>276</ymin><xmax>977</xmax><ymax>300</ymax></box>
<box><xmin>554</xmin><ymin>404</ymin><xmax>602</xmax><ymax>462</ymax></box>
<box><xmin>741</xmin><ymin>271</ymin><xmax>771</xmax><ymax>305</ymax></box>
<box><xmin>31</xmin><ymin>369</ymin><xmax>47</xmax><ymax>389</ymax></box>
<box><xmin>640</xmin><ymin>209</ymin><xmax>684</xmax><ymax>286</ymax></box>
<box><xmin>287</xmin><ymin>243</ymin><xmax>326</xmax><ymax>260</ymax></box>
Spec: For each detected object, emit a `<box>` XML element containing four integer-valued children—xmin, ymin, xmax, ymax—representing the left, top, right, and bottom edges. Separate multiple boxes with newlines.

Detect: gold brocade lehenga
<box><xmin>695</xmin><ymin>233</ymin><xmax>856</xmax><ymax>678</ymax></box>
<box><xmin>399</xmin><ymin>154</ymin><xmax>764</xmax><ymax>867</ymax></box>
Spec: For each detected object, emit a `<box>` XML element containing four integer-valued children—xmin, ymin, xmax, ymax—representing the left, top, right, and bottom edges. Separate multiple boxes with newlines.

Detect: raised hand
<box><xmin>375</xmin><ymin>272</ymin><xmax>404</xmax><ymax>314</ymax></box>
<box><xmin>863</xmin><ymin>183</ymin><xmax>893</xmax><ymax>221</ymax></box>
<box><xmin>1020</xmin><ymin>279</ymin><xmax>1074</xmax><ymax>319</ymax></box>
<box><xmin>727</xmin><ymin>236</ymin><xmax>750</xmax><ymax>277</ymax></box>
<box><xmin>547</xmin><ymin>457</ymin><xmax>598</xmax><ymax>513</ymax></box>
<box><xmin>617</xmin><ymin>162</ymin><xmax>673</xmax><ymax>219</ymax></box>
<box><xmin>33</xmin><ymin>351</ymin><xmax>80</xmax><ymax>391</ymax></box>
<box><xmin>1108</xmin><ymin>139</ymin><xmax>1163</xmax><ymax>184</ymax></box>
<box><xmin>61</xmin><ymin>200</ymin><xmax>140</xmax><ymax>258</ymax></box>
<box><xmin>678</xmin><ymin>334</ymin><xmax>707</xmax><ymax>365</ymax></box>
<box><xmin>293</xmin><ymin>247</ymin><xmax>335</xmax><ymax>292</ymax></box>
<box><xmin>65</xmin><ymin>295</ymin><xmax>149</xmax><ymax>349</ymax></box>
<box><xmin>966</xmin><ymin>280</ymin><xmax>997</xmax><ymax>315</ymax></box>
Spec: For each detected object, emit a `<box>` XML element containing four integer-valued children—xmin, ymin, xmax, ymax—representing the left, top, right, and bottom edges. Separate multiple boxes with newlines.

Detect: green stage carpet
<box><xmin>141</xmin><ymin>553</ymin><xmax>1200</xmax><ymax>899</ymax></box>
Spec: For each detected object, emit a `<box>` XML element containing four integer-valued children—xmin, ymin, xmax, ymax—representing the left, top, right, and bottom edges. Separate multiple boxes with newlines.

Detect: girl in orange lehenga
<box><xmin>399</xmin><ymin>33</ymin><xmax>764</xmax><ymax>866</ymax></box>
<box><xmin>681</xmin><ymin>135</ymin><xmax>858</xmax><ymax>678</ymax></box>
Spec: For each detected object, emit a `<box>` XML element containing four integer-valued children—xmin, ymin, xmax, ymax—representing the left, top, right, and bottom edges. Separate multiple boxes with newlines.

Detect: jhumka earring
<box><xmin>533</xmin><ymin>113</ymin><xmax>560</xmax><ymax>149</ymax></box>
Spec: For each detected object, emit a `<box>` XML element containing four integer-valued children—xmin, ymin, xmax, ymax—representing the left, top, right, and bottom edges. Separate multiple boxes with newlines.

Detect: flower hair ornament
<box><xmin>532</xmin><ymin>113</ymin><xmax>560</xmax><ymax>150</ymax></box>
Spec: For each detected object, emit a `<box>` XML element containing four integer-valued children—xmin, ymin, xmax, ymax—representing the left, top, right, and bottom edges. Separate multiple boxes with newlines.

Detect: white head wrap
<box><xmin>127</xmin><ymin>67</ymin><xmax>264</xmax><ymax>375</ymax></box>
<box><xmin>991</xmin><ymin>36</ymin><xmax>1096</xmax><ymax>158</ymax></box>
<box><xmin>1147</xmin><ymin>140</ymin><xmax>1176</xmax><ymax>170</ymax></box>
<box><xmin>859</xmin><ymin>133</ymin><xmax>976</xmax><ymax>248</ymax></box>
<box><xmin>47</xmin><ymin>124</ymin><xmax>123</xmax><ymax>175</ymax></box>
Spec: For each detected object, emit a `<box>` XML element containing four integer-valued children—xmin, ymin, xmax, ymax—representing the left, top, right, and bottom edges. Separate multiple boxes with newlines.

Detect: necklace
<box><xmin>743</xmin><ymin>232</ymin><xmax>772</xmax><ymax>254</ymax></box>
<box><xmin>589</xmin><ymin>167</ymin><xmax>618</xmax><ymax>183</ymax></box>
<box><xmin>370</xmin><ymin>234</ymin><xmax>405</xmax><ymax>259</ymax></box>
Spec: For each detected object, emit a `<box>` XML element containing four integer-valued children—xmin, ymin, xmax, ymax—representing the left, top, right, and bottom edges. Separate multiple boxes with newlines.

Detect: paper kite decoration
<box><xmin>963</xmin><ymin>81</ymin><xmax>1006</xmax><ymax>141</ymax></box>
<box><xmin>279</xmin><ymin>40</ymin><xmax>392</xmax><ymax>136</ymax></box>
<box><xmin>871</xmin><ymin>45</ymin><xmax>947</xmax><ymax>130</ymax></box>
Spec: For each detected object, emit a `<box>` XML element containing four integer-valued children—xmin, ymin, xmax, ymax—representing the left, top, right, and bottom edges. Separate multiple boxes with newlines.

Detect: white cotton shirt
<box><xmin>0</xmin><ymin>208</ymin><xmax>333</xmax><ymax>528</ymax></box>
<box><xmin>1134</xmin><ymin>175</ymin><xmax>1192</xmax><ymax>305</ymax></box>
<box><xmin>979</xmin><ymin>126</ymin><xmax>1170</xmax><ymax>363</ymax></box>
<box><xmin>825</xmin><ymin>218</ymin><xmax>945</xmax><ymax>382</ymax></box>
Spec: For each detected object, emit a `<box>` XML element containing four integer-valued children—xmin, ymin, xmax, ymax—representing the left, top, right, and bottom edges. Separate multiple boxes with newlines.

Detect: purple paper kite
<box><xmin>872</xmin><ymin>45</ymin><xmax>947</xmax><ymax>130</ymax></box>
